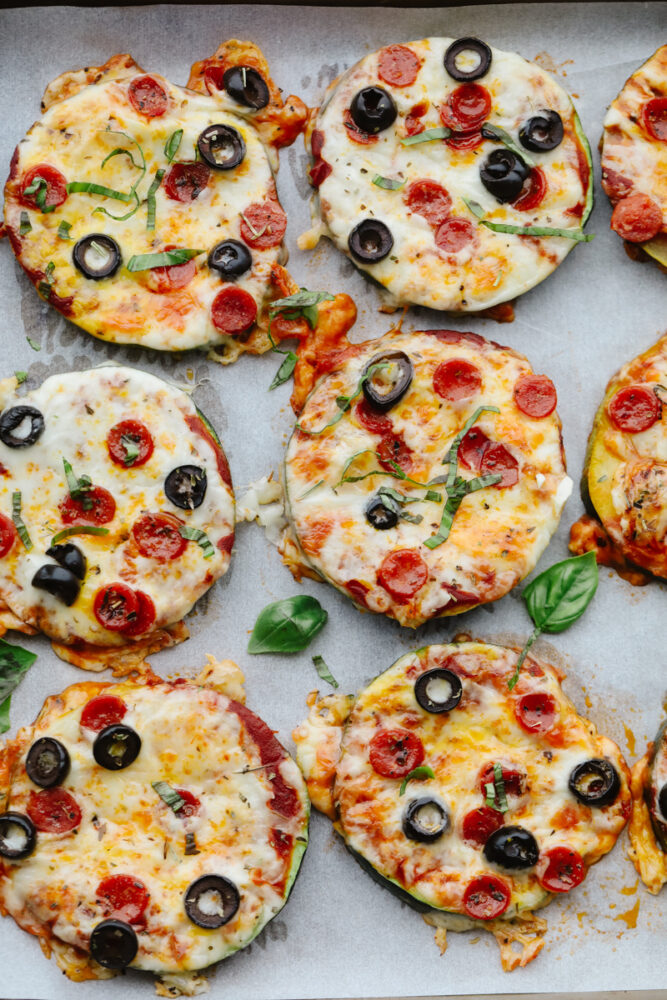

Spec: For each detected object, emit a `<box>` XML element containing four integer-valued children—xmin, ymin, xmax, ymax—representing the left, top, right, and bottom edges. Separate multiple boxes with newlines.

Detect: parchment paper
<box><xmin>1</xmin><ymin>3</ymin><xmax>667</xmax><ymax>998</ymax></box>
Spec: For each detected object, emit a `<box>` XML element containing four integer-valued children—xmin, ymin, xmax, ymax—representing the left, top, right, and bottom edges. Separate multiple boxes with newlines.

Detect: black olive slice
<box><xmin>569</xmin><ymin>758</ymin><xmax>620</xmax><ymax>807</ymax></box>
<box><xmin>0</xmin><ymin>406</ymin><xmax>45</xmax><ymax>448</ymax></box>
<box><xmin>480</xmin><ymin>149</ymin><xmax>530</xmax><ymax>203</ymax></box>
<box><xmin>0</xmin><ymin>812</ymin><xmax>36</xmax><ymax>860</ymax></box>
<box><xmin>402</xmin><ymin>797</ymin><xmax>449</xmax><ymax>843</ymax></box>
<box><xmin>222</xmin><ymin>66</ymin><xmax>270</xmax><ymax>110</ymax></box>
<box><xmin>197</xmin><ymin>124</ymin><xmax>246</xmax><ymax>170</ymax></box>
<box><xmin>365</xmin><ymin>495</ymin><xmax>399</xmax><ymax>530</ymax></box>
<box><xmin>32</xmin><ymin>565</ymin><xmax>81</xmax><ymax>607</ymax></box>
<box><xmin>164</xmin><ymin>465</ymin><xmax>207</xmax><ymax>510</ymax></box>
<box><xmin>89</xmin><ymin>919</ymin><xmax>138</xmax><ymax>970</ymax></box>
<box><xmin>414</xmin><ymin>668</ymin><xmax>462</xmax><ymax>714</ymax></box>
<box><xmin>208</xmin><ymin>239</ymin><xmax>252</xmax><ymax>279</ymax></box>
<box><xmin>350</xmin><ymin>86</ymin><xmax>397</xmax><ymax>134</ymax></box>
<box><xmin>93</xmin><ymin>724</ymin><xmax>141</xmax><ymax>771</ymax></box>
<box><xmin>26</xmin><ymin>737</ymin><xmax>70</xmax><ymax>788</ymax></box>
<box><xmin>46</xmin><ymin>543</ymin><xmax>87</xmax><ymax>581</ymax></box>
<box><xmin>483</xmin><ymin>825</ymin><xmax>539</xmax><ymax>869</ymax></box>
<box><xmin>184</xmin><ymin>874</ymin><xmax>240</xmax><ymax>928</ymax></box>
<box><xmin>362</xmin><ymin>350</ymin><xmax>413</xmax><ymax>412</ymax></box>
<box><xmin>444</xmin><ymin>37</ymin><xmax>492</xmax><ymax>82</ymax></box>
<box><xmin>348</xmin><ymin>219</ymin><xmax>394</xmax><ymax>264</ymax></box>
<box><xmin>519</xmin><ymin>110</ymin><xmax>564</xmax><ymax>153</ymax></box>
<box><xmin>72</xmin><ymin>235</ymin><xmax>121</xmax><ymax>280</ymax></box>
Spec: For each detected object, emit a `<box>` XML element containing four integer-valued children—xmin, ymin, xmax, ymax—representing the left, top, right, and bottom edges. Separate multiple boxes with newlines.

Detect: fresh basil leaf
<box><xmin>399</xmin><ymin>765</ymin><xmax>435</xmax><ymax>796</ymax></box>
<box><xmin>523</xmin><ymin>551</ymin><xmax>599</xmax><ymax>634</ymax></box>
<box><xmin>11</xmin><ymin>492</ymin><xmax>32</xmax><ymax>550</ymax></box>
<box><xmin>146</xmin><ymin>168</ymin><xmax>165</xmax><ymax>231</ymax></box>
<box><xmin>464</xmin><ymin>198</ymin><xmax>593</xmax><ymax>242</ymax></box>
<box><xmin>270</xmin><ymin>289</ymin><xmax>334</xmax><ymax>319</ymax></box>
<box><xmin>14</xmin><ymin>371</ymin><xmax>27</xmax><ymax>385</ymax></box>
<box><xmin>126</xmin><ymin>249</ymin><xmax>203</xmax><ymax>272</ymax></box>
<box><xmin>0</xmin><ymin>637</ymin><xmax>37</xmax><ymax>734</ymax></box>
<box><xmin>372</xmin><ymin>175</ymin><xmax>405</xmax><ymax>191</ymax></box>
<box><xmin>51</xmin><ymin>525</ymin><xmax>110</xmax><ymax>544</ymax></box>
<box><xmin>57</xmin><ymin>220</ymin><xmax>72</xmax><ymax>240</ymax></box>
<box><xmin>19</xmin><ymin>212</ymin><xmax>31</xmax><ymax>236</ymax></box>
<box><xmin>400</xmin><ymin>126</ymin><xmax>451</xmax><ymax>146</ymax></box>
<box><xmin>270</xmin><ymin>351</ymin><xmax>297</xmax><ymax>390</ymax></box>
<box><xmin>152</xmin><ymin>780</ymin><xmax>185</xmax><ymax>812</ymax></box>
<box><xmin>179</xmin><ymin>525</ymin><xmax>215</xmax><ymax>559</ymax></box>
<box><xmin>67</xmin><ymin>181</ymin><xmax>133</xmax><ymax>202</ymax></box>
<box><xmin>481</xmin><ymin>123</ymin><xmax>536</xmax><ymax>167</ymax></box>
<box><xmin>248</xmin><ymin>595</ymin><xmax>328</xmax><ymax>654</ymax></box>
<box><xmin>164</xmin><ymin>129</ymin><xmax>183</xmax><ymax>163</ymax></box>
<box><xmin>26</xmin><ymin>337</ymin><xmax>41</xmax><ymax>351</ymax></box>
<box><xmin>312</xmin><ymin>654</ymin><xmax>339</xmax><ymax>689</ymax></box>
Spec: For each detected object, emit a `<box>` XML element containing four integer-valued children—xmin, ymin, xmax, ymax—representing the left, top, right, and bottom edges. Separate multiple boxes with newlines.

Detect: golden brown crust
<box><xmin>289</xmin><ymin>294</ymin><xmax>358</xmax><ymax>414</ymax></box>
<box><xmin>627</xmin><ymin>752</ymin><xmax>667</xmax><ymax>894</ymax></box>
<box><xmin>568</xmin><ymin>513</ymin><xmax>651</xmax><ymax>586</ymax></box>
<box><xmin>50</xmin><ymin>621</ymin><xmax>189</xmax><ymax>676</ymax></box>
<box><xmin>41</xmin><ymin>53</ymin><xmax>143</xmax><ymax>111</ymax></box>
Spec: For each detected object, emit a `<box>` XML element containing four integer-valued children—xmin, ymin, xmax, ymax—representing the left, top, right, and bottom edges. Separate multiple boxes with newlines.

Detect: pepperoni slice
<box><xmin>0</xmin><ymin>513</ymin><xmax>16</xmax><ymax>558</ymax></box>
<box><xmin>312</xmin><ymin>130</ymin><xmax>325</xmax><ymax>158</ymax></box>
<box><xmin>642</xmin><ymin>97</ymin><xmax>667</xmax><ymax>142</ymax></box>
<box><xmin>369</xmin><ymin>729</ymin><xmax>425</xmax><ymax>778</ymax></box>
<box><xmin>239</xmin><ymin>201</ymin><xmax>287</xmax><ymax>249</ymax></box>
<box><xmin>133</xmin><ymin>512</ymin><xmax>187</xmax><ymax>561</ymax></box>
<box><xmin>147</xmin><ymin>249</ymin><xmax>197</xmax><ymax>292</ymax></box>
<box><xmin>217</xmin><ymin>533</ymin><xmax>234</xmax><ymax>555</ymax></box>
<box><xmin>440</xmin><ymin>83</ymin><xmax>491</xmax><ymax>132</ymax></box>
<box><xmin>602</xmin><ymin>167</ymin><xmax>634</xmax><ymax>202</ymax></box>
<box><xmin>463</xmin><ymin>874</ymin><xmax>511</xmax><ymax>920</ymax></box>
<box><xmin>479</xmin><ymin>763</ymin><xmax>525</xmax><ymax>799</ymax></box>
<box><xmin>211</xmin><ymin>286</ymin><xmax>258</xmax><ymax>335</ymax></box>
<box><xmin>21</xmin><ymin>164</ymin><xmax>68</xmax><ymax>212</ymax></box>
<box><xmin>462</xmin><ymin>806</ymin><xmax>505</xmax><ymax>847</ymax></box>
<box><xmin>404</xmin><ymin>180</ymin><xmax>452</xmax><ymax>227</ymax></box>
<box><xmin>343</xmin><ymin>109</ymin><xmax>378</xmax><ymax>145</ymax></box>
<box><xmin>445</xmin><ymin>130</ymin><xmax>484</xmax><ymax>152</ymax></box>
<box><xmin>128</xmin><ymin>75</ymin><xmax>169</xmax><ymax>118</ymax></box>
<box><xmin>96</xmin><ymin>874</ymin><xmax>150</xmax><ymax>924</ymax></box>
<box><xmin>610</xmin><ymin>193</ymin><xmax>662</xmax><ymax>243</ymax></box>
<box><xmin>513</xmin><ymin>167</ymin><xmax>547</xmax><ymax>212</ymax></box>
<box><xmin>27</xmin><ymin>788</ymin><xmax>81</xmax><ymax>834</ymax></box>
<box><xmin>515</xmin><ymin>692</ymin><xmax>557</xmax><ymax>734</ymax></box>
<box><xmin>81</xmin><ymin>694</ymin><xmax>127</xmax><ymax>732</ymax></box>
<box><xmin>538</xmin><ymin>846</ymin><xmax>585</xmax><ymax>892</ymax></box>
<box><xmin>164</xmin><ymin>162</ymin><xmax>211</xmax><ymax>203</ymax></box>
<box><xmin>377</xmin><ymin>435</ymin><xmax>413</xmax><ymax>474</ymax></box>
<box><xmin>59</xmin><ymin>486</ymin><xmax>116</xmax><ymax>525</ymax></box>
<box><xmin>378</xmin><ymin>45</ymin><xmax>421</xmax><ymax>87</ymax></box>
<box><xmin>459</xmin><ymin>427</ymin><xmax>490</xmax><ymax>472</ymax></box>
<box><xmin>121</xmin><ymin>591</ymin><xmax>156</xmax><ymax>637</ymax></box>
<box><xmin>174</xmin><ymin>789</ymin><xmax>201</xmax><ymax>818</ymax></box>
<box><xmin>513</xmin><ymin>374</ymin><xmax>557</xmax><ymax>418</ymax></box>
<box><xmin>346</xmin><ymin>579</ymin><xmax>371</xmax><ymax>609</ymax></box>
<box><xmin>433</xmin><ymin>359</ymin><xmax>482</xmax><ymax>401</ymax></box>
<box><xmin>480</xmin><ymin>442</ymin><xmax>519</xmax><ymax>489</ymax></box>
<box><xmin>93</xmin><ymin>583</ymin><xmax>139</xmax><ymax>633</ymax></box>
<box><xmin>608</xmin><ymin>384</ymin><xmax>661</xmax><ymax>433</ymax></box>
<box><xmin>309</xmin><ymin>158</ymin><xmax>332</xmax><ymax>188</ymax></box>
<box><xmin>107</xmin><ymin>420</ymin><xmax>154</xmax><ymax>468</ymax></box>
<box><xmin>435</xmin><ymin>217</ymin><xmax>475</xmax><ymax>254</ymax></box>
<box><xmin>355</xmin><ymin>399</ymin><xmax>393</xmax><ymax>436</ymax></box>
<box><xmin>377</xmin><ymin>549</ymin><xmax>429</xmax><ymax>603</ymax></box>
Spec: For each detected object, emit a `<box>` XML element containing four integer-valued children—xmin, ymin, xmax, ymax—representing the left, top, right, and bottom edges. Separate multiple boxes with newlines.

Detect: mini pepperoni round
<box><xmin>93</xmin><ymin>583</ymin><xmax>139</xmax><ymax>633</ymax></box>
<box><xmin>642</xmin><ymin>97</ymin><xmax>667</xmax><ymax>142</ymax></box>
<box><xmin>610</xmin><ymin>193</ymin><xmax>662</xmax><ymax>243</ymax></box>
<box><xmin>445</xmin><ymin>130</ymin><xmax>484</xmax><ymax>152</ymax></box>
<box><xmin>107</xmin><ymin>420</ymin><xmax>154</xmax><ymax>468</ymax></box>
<box><xmin>377</xmin><ymin>549</ymin><xmax>429</xmax><ymax>603</ymax></box>
<box><xmin>433</xmin><ymin>359</ymin><xmax>482</xmax><ymax>401</ymax></box>
<box><xmin>174</xmin><ymin>789</ymin><xmax>201</xmax><ymax>818</ymax></box>
<box><xmin>435</xmin><ymin>217</ymin><xmax>475</xmax><ymax>254</ymax></box>
<box><xmin>0</xmin><ymin>514</ymin><xmax>16</xmax><ymax>558</ymax></box>
<box><xmin>458</xmin><ymin>427</ymin><xmax>490</xmax><ymax>472</ymax></box>
<box><xmin>377</xmin><ymin>435</ymin><xmax>413</xmax><ymax>474</ymax></box>
<box><xmin>164</xmin><ymin>162</ymin><xmax>211</xmax><ymax>204</ymax></box>
<box><xmin>368</xmin><ymin>728</ymin><xmax>425</xmax><ymax>778</ymax></box>
<box><xmin>462</xmin><ymin>806</ymin><xmax>504</xmax><ymax>847</ymax></box>
<box><xmin>404</xmin><ymin>180</ymin><xmax>452</xmax><ymax>227</ymax></box>
<box><xmin>514</xmin><ymin>373</ymin><xmax>557</xmax><ymax>419</ymax></box>
<box><xmin>20</xmin><ymin>164</ymin><xmax>68</xmax><ymax>212</ymax></box>
<box><xmin>513</xmin><ymin>167</ymin><xmax>547</xmax><ymax>212</ymax></box>
<box><xmin>463</xmin><ymin>874</ymin><xmax>511</xmax><ymax>920</ymax></box>
<box><xmin>203</xmin><ymin>63</ymin><xmax>226</xmax><ymax>94</ymax></box>
<box><xmin>355</xmin><ymin>399</ymin><xmax>393</xmax><ymax>436</ymax></box>
<box><xmin>515</xmin><ymin>692</ymin><xmax>558</xmax><ymax>734</ymax></box>
<box><xmin>240</xmin><ymin>201</ymin><xmax>287</xmax><ymax>249</ymax></box>
<box><xmin>27</xmin><ymin>788</ymin><xmax>81</xmax><ymax>834</ymax></box>
<box><xmin>122</xmin><ymin>591</ymin><xmax>157</xmax><ymax>637</ymax></box>
<box><xmin>128</xmin><ymin>75</ymin><xmax>169</xmax><ymax>118</ymax></box>
<box><xmin>147</xmin><ymin>250</ymin><xmax>197</xmax><ymax>291</ymax></box>
<box><xmin>211</xmin><ymin>286</ymin><xmax>258</xmax><ymax>335</ymax></box>
<box><xmin>81</xmin><ymin>694</ymin><xmax>127</xmax><ymax>732</ymax></box>
<box><xmin>537</xmin><ymin>846</ymin><xmax>585</xmax><ymax>893</ymax></box>
<box><xmin>96</xmin><ymin>874</ymin><xmax>150</xmax><ymax>924</ymax></box>
<box><xmin>133</xmin><ymin>512</ymin><xmax>187</xmax><ymax>561</ymax></box>
<box><xmin>59</xmin><ymin>486</ymin><xmax>116</xmax><ymax>525</ymax></box>
<box><xmin>309</xmin><ymin>159</ymin><xmax>332</xmax><ymax>188</ymax></box>
<box><xmin>608</xmin><ymin>384</ymin><xmax>661</xmax><ymax>433</ymax></box>
<box><xmin>480</xmin><ymin>442</ymin><xmax>519</xmax><ymax>488</ymax></box>
<box><xmin>343</xmin><ymin>109</ymin><xmax>378</xmax><ymax>145</ymax></box>
<box><xmin>441</xmin><ymin>83</ymin><xmax>491</xmax><ymax>132</ymax></box>
<box><xmin>479</xmin><ymin>763</ymin><xmax>525</xmax><ymax>798</ymax></box>
<box><xmin>378</xmin><ymin>44</ymin><xmax>421</xmax><ymax>87</ymax></box>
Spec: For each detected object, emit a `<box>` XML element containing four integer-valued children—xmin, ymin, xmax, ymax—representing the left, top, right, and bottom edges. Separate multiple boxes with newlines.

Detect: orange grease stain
<box><xmin>614</xmin><ymin>899</ymin><xmax>640</xmax><ymax>929</ymax></box>
<box><xmin>624</xmin><ymin>724</ymin><xmax>636</xmax><ymax>757</ymax></box>
<box><xmin>620</xmin><ymin>879</ymin><xmax>639</xmax><ymax>896</ymax></box>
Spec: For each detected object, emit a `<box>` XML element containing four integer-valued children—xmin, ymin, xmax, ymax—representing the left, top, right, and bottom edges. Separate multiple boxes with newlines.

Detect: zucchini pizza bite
<box><xmin>628</xmin><ymin>719</ymin><xmax>667</xmax><ymax>894</ymax></box>
<box><xmin>600</xmin><ymin>44</ymin><xmax>667</xmax><ymax>269</ymax></box>
<box><xmin>301</xmin><ymin>36</ymin><xmax>593</xmax><ymax>314</ymax></box>
<box><xmin>0</xmin><ymin>658</ymin><xmax>309</xmax><ymax>985</ymax></box>
<box><xmin>0</xmin><ymin>366</ymin><xmax>234</xmax><ymax>671</ymax></box>
<box><xmin>282</xmin><ymin>308</ymin><xmax>571</xmax><ymax>628</ymax></box>
<box><xmin>2</xmin><ymin>43</ymin><xmax>307</xmax><ymax>361</ymax></box>
<box><xmin>294</xmin><ymin>641</ymin><xmax>631</xmax><ymax>970</ymax></box>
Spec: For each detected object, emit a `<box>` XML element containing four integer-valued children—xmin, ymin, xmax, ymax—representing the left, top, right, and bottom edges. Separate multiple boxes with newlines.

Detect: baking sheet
<box><xmin>1</xmin><ymin>3</ymin><xmax>667</xmax><ymax>998</ymax></box>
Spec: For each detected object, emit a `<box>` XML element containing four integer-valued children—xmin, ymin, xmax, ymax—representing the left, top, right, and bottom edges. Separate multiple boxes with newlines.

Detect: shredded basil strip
<box><xmin>62</xmin><ymin>457</ymin><xmax>93</xmax><ymax>510</ymax></box>
<box><xmin>179</xmin><ymin>525</ymin><xmax>215</xmax><ymax>558</ymax></box>
<box><xmin>372</xmin><ymin>174</ymin><xmax>405</xmax><ymax>190</ymax></box>
<box><xmin>492</xmin><ymin>762</ymin><xmax>509</xmax><ymax>813</ymax></box>
<box><xmin>484</xmin><ymin>781</ymin><xmax>496</xmax><ymax>810</ymax></box>
<box><xmin>334</xmin><ymin>449</ymin><xmax>439</xmax><ymax>495</ymax></box>
<box><xmin>399</xmin><ymin>765</ymin><xmax>436</xmax><ymax>796</ymax></box>
<box><xmin>240</xmin><ymin>211</ymin><xmax>267</xmax><ymax>239</ymax></box>
<box><xmin>11</xmin><ymin>492</ymin><xmax>32</xmax><ymax>550</ymax></box>
<box><xmin>67</xmin><ymin>181</ymin><xmax>133</xmax><ymax>202</ymax></box>
<box><xmin>14</xmin><ymin>371</ymin><xmax>27</xmax><ymax>385</ymax></box>
<box><xmin>57</xmin><ymin>220</ymin><xmax>72</xmax><ymax>240</ymax></box>
<box><xmin>400</xmin><ymin>126</ymin><xmax>451</xmax><ymax>146</ymax></box>
<box><xmin>26</xmin><ymin>337</ymin><xmax>41</xmax><ymax>351</ymax></box>
<box><xmin>93</xmin><ymin>190</ymin><xmax>141</xmax><ymax>222</ymax></box>
<box><xmin>101</xmin><ymin>146</ymin><xmax>142</xmax><ymax>171</ymax></box>
<box><xmin>0</xmin><ymin>637</ymin><xmax>37</xmax><ymax>735</ymax></box>
<box><xmin>146</xmin><ymin>168</ymin><xmax>165</xmax><ymax>231</ymax></box>
<box><xmin>184</xmin><ymin>832</ymin><xmax>200</xmax><ymax>855</ymax></box>
<box><xmin>152</xmin><ymin>780</ymin><xmax>185</xmax><ymax>813</ymax></box>
<box><xmin>164</xmin><ymin>129</ymin><xmax>183</xmax><ymax>163</ymax></box>
<box><xmin>296</xmin><ymin>361</ymin><xmax>390</xmax><ymax>436</ymax></box>
<box><xmin>248</xmin><ymin>595</ymin><xmax>328</xmax><ymax>654</ymax></box>
<box><xmin>120</xmin><ymin>434</ymin><xmax>140</xmax><ymax>466</ymax></box>
<box><xmin>126</xmin><ymin>249</ymin><xmax>204</xmax><ymax>272</ymax></box>
<box><xmin>312</xmin><ymin>654</ymin><xmax>339</xmax><ymax>689</ymax></box>
<box><xmin>51</xmin><ymin>526</ymin><xmax>110</xmax><ymax>544</ymax></box>
<box><xmin>19</xmin><ymin>212</ymin><xmax>31</xmax><ymax>236</ymax></box>
<box><xmin>297</xmin><ymin>480</ymin><xmax>324</xmax><ymax>500</ymax></box>
<box><xmin>24</xmin><ymin>176</ymin><xmax>54</xmax><ymax>213</ymax></box>
<box><xmin>270</xmin><ymin>351</ymin><xmax>297</xmax><ymax>390</ymax></box>
<box><xmin>480</xmin><ymin>123</ymin><xmax>536</xmax><ymax>168</ymax></box>
<box><xmin>464</xmin><ymin>198</ymin><xmax>593</xmax><ymax>242</ymax></box>
<box><xmin>266</xmin><ymin>288</ymin><xmax>334</xmax><ymax>389</ymax></box>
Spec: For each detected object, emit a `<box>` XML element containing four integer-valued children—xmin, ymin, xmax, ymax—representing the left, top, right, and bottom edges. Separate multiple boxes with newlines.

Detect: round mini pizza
<box><xmin>293</xmin><ymin>640</ymin><xmax>631</xmax><ymax>970</ymax></box>
<box><xmin>627</xmin><ymin>718</ymin><xmax>667</xmax><ymax>895</ymax></box>
<box><xmin>282</xmin><ymin>312</ymin><xmax>571</xmax><ymax>628</ymax></box>
<box><xmin>0</xmin><ymin>365</ymin><xmax>234</xmax><ymax>669</ymax></box>
<box><xmin>2</xmin><ymin>43</ymin><xmax>307</xmax><ymax>360</ymax></box>
<box><xmin>301</xmin><ymin>36</ymin><xmax>593</xmax><ymax>314</ymax></box>
<box><xmin>600</xmin><ymin>44</ymin><xmax>667</xmax><ymax>268</ymax></box>
<box><xmin>0</xmin><ymin>658</ymin><xmax>309</xmax><ymax>984</ymax></box>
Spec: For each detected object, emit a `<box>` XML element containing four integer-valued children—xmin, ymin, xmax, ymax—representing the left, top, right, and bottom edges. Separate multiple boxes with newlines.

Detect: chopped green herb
<box><xmin>0</xmin><ymin>637</ymin><xmax>37</xmax><ymax>734</ymax></box>
<box><xmin>400</xmin><ymin>126</ymin><xmax>451</xmax><ymax>146</ymax></box>
<box><xmin>312</xmin><ymin>654</ymin><xmax>339</xmax><ymax>688</ymax></box>
<box><xmin>45</xmin><ymin>261</ymin><xmax>55</xmax><ymax>282</ymax></box>
<box><xmin>184</xmin><ymin>832</ymin><xmax>200</xmax><ymax>855</ymax></box>
<box><xmin>26</xmin><ymin>337</ymin><xmax>41</xmax><ymax>351</ymax></box>
<box><xmin>51</xmin><ymin>525</ymin><xmax>110</xmax><ymax>544</ymax></box>
<box><xmin>57</xmin><ymin>220</ymin><xmax>72</xmax><ymax>240</ymax></box>
<box><xmin>146</xmin><ymin>168</ymin><xmax>165</xmax><ymax>231</ymax></box>
<box><xmin>488</xmin><ymin>762</ymin><xmax>509</xmax><ymax>813</ymax></box>
<box><xmin>126</xmin><ymin>249</ymin><xmax>204</xmax><ymax>272</ymax></box>
<box><xmin>480</xmin><ymin>123</ymin><xmax>536</xmax><ymax>167</ymax></box>
<box><xmin>14</xmin><ymin>371</ymin><xmax>27</xmax><ymax>385</ymax></box>
<box><xmin>464</xmin><ymin>198</ymin><xmax>594</xmax><ymax>242</ymax></box>
<box><xmin>399</xmin><ymin>766</ymin><xmax>436</xmax><ymax>796</ymax></box>
<box><xmin>372</xmin><ymin>175</ymin><xmax>405</xmax><ymax>190</ymax></box>
<box><xmin>62</xmin><ymin>457</ymin><xmax>93</xmax><ymax>510</ymax></box>
<box><xmin>179</xmin><ymin>525</ymin><xmax>215</xmax><ymax>558</ymax></box>
<box><xmin>67</xmin><ymin>181</ymin><xmax>133</xmax><ymax>202</ymax></box>
<box><xmin>152</xmin><ymin>780</ymin><xmax>185</xmax><ymax>812</ymax></box>
<box><xmin>19</xmin><ymin>212</ymin><xmax>31</xmax><ymax>236</ymax></box>
<box><xmin>11</xmin><ymin>492</ymin><xmax>32</xmax><ymax>550</ymax></box>
<box><xmin>164</xmin><ymin>129</ymin><xmax>183</xmax><ymax>163</ymax></box>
